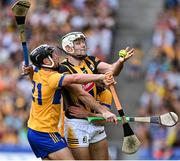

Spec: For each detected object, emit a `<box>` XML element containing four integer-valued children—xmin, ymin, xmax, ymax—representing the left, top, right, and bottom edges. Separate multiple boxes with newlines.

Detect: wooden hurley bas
<box><xmin>109</xmin><ymin>85</ymin><xmax>141</xmax><ymax>154</ymax></box>
<box><xmin>12</xmin><ymin>0</ymin><xmax>31</xmax><ymax>66</ymax></box>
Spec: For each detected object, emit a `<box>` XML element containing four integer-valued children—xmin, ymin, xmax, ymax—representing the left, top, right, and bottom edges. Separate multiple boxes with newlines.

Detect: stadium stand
<box><xmin>0</xmin><ymin>0</ymin><xmax>118</xmax><ymax>159</ymax></box>
<box><xmin>0</xmin><ymin>0</ymin><xmax>179</xmax><ymax>160</ymax></box>
<box><xmin>136</xmin><ymin>0</ymin><xmax>180</xmax><ymax>159</ymax></box>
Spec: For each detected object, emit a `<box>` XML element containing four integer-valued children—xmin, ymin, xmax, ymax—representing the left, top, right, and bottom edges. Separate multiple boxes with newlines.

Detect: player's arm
<box><xmin>62</xmin><ymin>72</ymin><xmax>115</xmax><ymax>86</ymax></box>
<box><xmin>68</xmin><ymin>87</ymin><xmax>113</xmax><ymax>124</ymax></box>
<box><xmin>48</xmin><ymin>71</ymin><xmax>115</xmax><ymax>91</ymax></box>
<box><xmin>92</xmin><ymin>88</ymin><xmax>113</xmax><ymax>125</ymax></box>
<box><xmin>65</xmin><ymin>84</ymin><xmax>117</xmax><ymax>123</ymax></box>
<box><xmin>68</xmin><ymin>105</ymin><xmax>103</xmax><ymax>118</ymax></box>
<box><xmin>97</xmin><ymin>60</ymin><xmax>123</xmax><ymax>76</ymax></box>
<box><xmin>97</xmin><ymin>47</ymin><xmax>134</xmax><ymax>76</ymax></box>
<box><xmin>68</xmin><ymin>105</ymin><xmax>109</xmax><ymax>125</ymax></box>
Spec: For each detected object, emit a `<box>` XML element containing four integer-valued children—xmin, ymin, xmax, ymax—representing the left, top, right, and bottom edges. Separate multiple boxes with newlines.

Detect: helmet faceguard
<box><xmin>61</xmin><ymin>32</ymin><xmax>87</xmax><ymax>59</ymax></box>
<box><xmin>30</xmin><ymin>44</ymin><xmax>56</xmax><ymax>68</ymax></box>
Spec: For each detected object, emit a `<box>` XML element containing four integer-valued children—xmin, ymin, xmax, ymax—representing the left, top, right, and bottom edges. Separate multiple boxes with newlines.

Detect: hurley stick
<box><xmin>109</xmin><ymin>85</ymin><xmax>141</xmax><ymax>154</ymax></box>
<box><xmin>12</xmin><ymin>0</ymin><xmax>31</xmax><ymax>66</ymax></box>
<box><xmin>88</xmin><ymin>112</ymin><xmax>179</xmax><ymax>127</ymax></box>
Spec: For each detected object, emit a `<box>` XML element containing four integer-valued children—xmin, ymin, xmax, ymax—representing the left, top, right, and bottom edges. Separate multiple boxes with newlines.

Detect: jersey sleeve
<box><xmin>48</xmin><ymin>72</ymin><xmax>65</xmax><ymax>89</ymax></box>
<box><xmin>97</xmin><ymin>89</ymin><xmax>112</xmax><ymax>109</ymax></box>
<box><xmin>88</xmin><ymin>56</ymin><xmax>101</xmax><ymax>70</ymax></box>
<box><xmin>58</xmin><ymin>65</ymin><xmax>71</xmax><ymax>74</ymax></box>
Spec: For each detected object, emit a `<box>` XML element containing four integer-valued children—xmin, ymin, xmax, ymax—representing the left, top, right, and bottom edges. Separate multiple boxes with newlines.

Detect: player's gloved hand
<box><xmin>118</xmin><ymin>47</ymin><xmax>134</xmax><ymax>62</ymax></box>
<box><xmin>102</xmin><ymin>111</ymin><xmax>118</xmax><ymax>124</ymax></box>
<box><xmin>103</xmin><ymin>71</ymin><xmax>116</xmax><ymax>86</ymax></box>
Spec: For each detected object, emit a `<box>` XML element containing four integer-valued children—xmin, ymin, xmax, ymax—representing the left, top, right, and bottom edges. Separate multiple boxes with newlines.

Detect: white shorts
<box><xmin>64</xmin><ymin>118</ymin><xmax>106</xmax><ymax>148</ymax></box>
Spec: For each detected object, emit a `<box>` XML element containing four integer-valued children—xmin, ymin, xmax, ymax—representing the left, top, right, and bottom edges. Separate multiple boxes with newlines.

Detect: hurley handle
<box><xmin>109</xmin><ymin>85</ymin><xmax>123</xmax><ymax>110</ymax></box>
<box><xmin>87</xmin><ymin>116</ymin><xmax>130</xmax><ymax>123</ymax></box>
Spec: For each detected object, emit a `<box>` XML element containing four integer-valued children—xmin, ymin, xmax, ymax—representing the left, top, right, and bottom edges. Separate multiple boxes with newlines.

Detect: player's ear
<box><xmin>43</xmin><ymin>58</ymin><xmax>50</xmax><ymax>65</ymax></box>
<box><xmin>65</xmin><ymin>45</ymin><xmax>74</xmax><ymax>54</ymax></box>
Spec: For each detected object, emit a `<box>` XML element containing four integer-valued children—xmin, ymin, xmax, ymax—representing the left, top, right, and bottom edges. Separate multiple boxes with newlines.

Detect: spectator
<box><xmin>137</xmin><ymin>1</ymin><xmax>180</xmax><ymax>159</ymax></box>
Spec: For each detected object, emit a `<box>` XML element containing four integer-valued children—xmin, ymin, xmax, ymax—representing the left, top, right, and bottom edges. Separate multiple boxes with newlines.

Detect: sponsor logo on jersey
<box><xmin>82</xmin><ymin>82</ymin><xmax>95</xmax><ymax>92</ymax></box>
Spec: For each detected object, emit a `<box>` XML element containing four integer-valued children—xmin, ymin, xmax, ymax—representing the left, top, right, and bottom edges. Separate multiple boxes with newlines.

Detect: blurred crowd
<box><xmin>0</xmin><ymin>0</ymin><xmax>179</xmax><ymax>159</ymax></box>
<box><xmin>136</xmin><ymin>0</ymin><xmax>180</xmax><ymax>159</ymax></box>
<box><xmin>0</xmin><ymin>0</ymin><xmax>118</xmax><ymax>147</ymax></box>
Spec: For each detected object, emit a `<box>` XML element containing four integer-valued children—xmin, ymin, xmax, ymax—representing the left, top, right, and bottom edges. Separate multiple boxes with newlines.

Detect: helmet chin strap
<box><xmin>41</xmin><ymin>56</ymin><xmax>58</xmax><ymax>70</ymax></box>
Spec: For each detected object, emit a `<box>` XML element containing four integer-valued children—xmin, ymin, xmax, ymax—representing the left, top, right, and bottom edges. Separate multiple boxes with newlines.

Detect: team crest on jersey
<box><xmin>89</xmin><ymin>64</ymin><xmax>95</xmax><ymax>71</ymax></box>
<box><xmin>82</xmin><ymin>82</ymin><xmax>95</xmax><ymax>92</ymax></box>
<box><xmin>83</xmin><ymin>136</ymin><xmax>88</xmax><ymax>143</ymax></box>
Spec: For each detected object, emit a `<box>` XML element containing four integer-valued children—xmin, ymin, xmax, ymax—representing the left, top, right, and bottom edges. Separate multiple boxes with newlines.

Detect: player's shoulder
<box><xmin>58</xmin><ymin>59</ymin><xmax>71</xmax><ymax>74</ymax></box>
<box><xmin>45</xmin><ymin>70</ymin><xmax>60</xmax><ymax>77</ymax></box>
<box><xmin>58</xmin><ymin>65</ymin><xmax>70</xmax><ymax>73</ymax></box>
<box><xmin>86</xmin><ymin>55</ymin><xmax>95</xmax><ymax>61</ymax></box>
<box><xmin>48</xmin><ymin>70</ymin><xmax>64</xmax><ymax>81</ymax></box>
<box><xmin>86</xmin><ymin>55</ymin><xmax>100</xmax><ymax>63</ymax></box>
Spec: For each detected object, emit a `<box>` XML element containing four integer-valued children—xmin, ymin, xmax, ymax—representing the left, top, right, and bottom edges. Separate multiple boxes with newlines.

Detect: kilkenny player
<box><xmin>57</xmin><ymin>31</ymin><xmax>134</xmax><ymax>160</ymax></box>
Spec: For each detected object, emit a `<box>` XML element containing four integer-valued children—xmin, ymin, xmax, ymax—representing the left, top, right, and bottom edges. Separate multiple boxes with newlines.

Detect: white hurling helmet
<box><xmin>61</xmin><ymin>32</ymin><xmax>86</xmax><ymax>52</ymax></box>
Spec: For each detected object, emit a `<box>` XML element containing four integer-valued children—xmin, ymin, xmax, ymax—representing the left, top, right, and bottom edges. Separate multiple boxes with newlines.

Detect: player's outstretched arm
<box><xmin>97</xmin><ymin>47</ymin><xmax>134</xmax><ymax>76</ymax></box>
<box><xmin>62</xmin><ymin>72</ymin><xmax>115</xmax><ymax>86</ymax></box>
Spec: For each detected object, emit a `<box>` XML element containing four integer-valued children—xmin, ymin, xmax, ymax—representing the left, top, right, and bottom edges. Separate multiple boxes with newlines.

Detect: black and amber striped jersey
<box><xmin>58</xmin><ymin>56</ymin><xmax>103</xmax><ymax>119</ymax></box>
